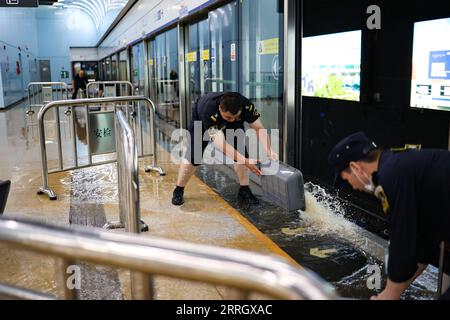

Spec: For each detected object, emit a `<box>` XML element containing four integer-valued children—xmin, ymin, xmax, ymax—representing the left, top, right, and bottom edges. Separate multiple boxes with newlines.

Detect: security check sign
<box><xmin>0</xmin><ymin>0</ymin><xmax>38</xmax><ymax>7</ymax></box>
<box><xmin>88</xmin><ymin>112</ymin><xmax>116</xmax><ymax>156</ymax></box>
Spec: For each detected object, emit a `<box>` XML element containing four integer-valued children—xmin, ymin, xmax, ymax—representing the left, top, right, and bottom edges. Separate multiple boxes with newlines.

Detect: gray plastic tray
<box><xmin>260</xmin><ymin>161</ymin><xmax>306</xmax><ymax>212</ymax></box>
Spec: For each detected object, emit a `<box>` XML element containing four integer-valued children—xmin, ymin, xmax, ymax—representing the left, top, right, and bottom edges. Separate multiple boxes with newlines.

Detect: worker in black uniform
<box><xmin>172</xmin><ymin>92</ymin><xmax>278</xmax><ymax>207</ymax></box>
<box><xmin>329</xmin><ymin>132</ymin><xmax>450</xmax><ymax>300</ymax></box>
<box><xmin>72</xmin><ymin>69</ymin><xmax>88</xmax><ymax>99</ymax></box>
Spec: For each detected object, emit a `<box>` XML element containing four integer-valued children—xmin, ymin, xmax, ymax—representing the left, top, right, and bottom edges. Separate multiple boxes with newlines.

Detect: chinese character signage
<box><xmin>89</xmin><ymin>112</ymin><xmax>116</xmax><ymax>155</ymax></box>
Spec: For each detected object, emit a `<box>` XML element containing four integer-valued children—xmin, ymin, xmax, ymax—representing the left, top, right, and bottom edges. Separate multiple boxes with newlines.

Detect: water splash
<box><xmin>298</xmin><ymin>182</ymin><xmax>358</xmax><ymax>239</ymax></box>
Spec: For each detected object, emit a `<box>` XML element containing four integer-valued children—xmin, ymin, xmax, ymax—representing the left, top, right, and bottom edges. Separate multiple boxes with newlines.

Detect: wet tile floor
<box><xmin>0</xmin><ymin>101</ymin><xmax>439</xmax><ymax>300</ymax></box>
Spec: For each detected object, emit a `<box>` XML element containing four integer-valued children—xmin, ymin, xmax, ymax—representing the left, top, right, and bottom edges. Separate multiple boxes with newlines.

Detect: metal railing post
<box><xmin>103</xmin><ymin>110</ymin><xmax>149</xmax><ymax>233</ymax></box>
<box><xmin>55</xmin><ymin>258</ymin><xmax>77</xmax><ymax>300</ymax></box>
<box><xmin>0</xmin><ymin>218</ymin><xmax>337</xmax><ymax>300</ymax></box>
<box><xmin>37</xmin><ymin>109</ymin><xmax>57</xmax><ymax>200</ymax></box>
<box><xmin>37</xmin><ymin>96</ymin><xmax>165</xmax><ymax>201</ymax></box>
<box><xmin>131</xmin><ymin>272</ymin><xmax>154</xmax><ymax>300</ymax></box>
<box><xmin>145</xmin><ymin>98</ymin><xmax>165</xmax><ymax>175</ymax></box>
<box><xmin>86</xmin><ymin>81</ymin><xmax>135</xmax><ymax>99</ymax></box>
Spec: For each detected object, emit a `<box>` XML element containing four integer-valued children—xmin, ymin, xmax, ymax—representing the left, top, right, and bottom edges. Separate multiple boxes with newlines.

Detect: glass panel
<box><xmin>100</xmin><ymin>60</ymin><xmax>106</xmax><ymax>81</ymax></box>
<box><xmin>240</xmin><ymin>0</ymin><xmax>284</xmax><ymax>157</ymax></box>
<box><xmin>131</xmin><ymin>42</ymin><xmax>145</xmax><ymax>95</ymax></box>
<box><xmin>105</xmin><ymin>57</ymin><xmax>111</xmax><ymax>81</ymax></box>
<box><xmin>73</xmin><ymin>61</ymin><xmax>98</xmax><ymax>80</ymax></box>
<box><xmin>199</xmin><ymin>19</ymin><xmax>211</xmax><ymax>95</ymax></box>
<box><xmin>119</xmin><ymin>50</ymin><xmax>128</xmax><ymax>81</ymax></box>
<box><xmin>185</xmin><ymin>18</ymin><xmax>210</xmax><ymax>124</ymax></box>
<box><xmin>187</xmin><ymin>21</ymin><xmax>200</xmax><ymax>106</ymax></box>
<box><xmin>153</xmin><ymin>28</ymin><xmax>180</xmax><ymax>145</ymax></box>
<box><xmin>111</xmin><ymin>54</ymin><xmax>118</xmax><ymax>81</ymax></box>
<box><xmin>147</xmin><ymin>40</ymin><xmax>157</xmax><ymax>102</ymax></box>
<box><xmin>208</xmin><ymin>2</ymin><xmax>238</xmax><ymax>92</ymax></box>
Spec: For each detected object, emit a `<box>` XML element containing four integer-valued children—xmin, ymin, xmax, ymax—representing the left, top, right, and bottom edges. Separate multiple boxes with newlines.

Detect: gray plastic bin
<box><xmin>260</xmin><ymin>161</ymin><xmax>306</xmax><ymax>212</ymax></box>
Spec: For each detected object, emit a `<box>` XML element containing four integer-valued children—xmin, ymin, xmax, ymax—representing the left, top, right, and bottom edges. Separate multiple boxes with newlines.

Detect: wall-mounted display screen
<box><xmin>411</xmin><ymin>17</ymin><xmax>450</xmax><ymax>111</ymax></box>
<box><xmin>302</xmin><ymin>30</ymin><xmax>361</xmax><ymax>101</ymax></box>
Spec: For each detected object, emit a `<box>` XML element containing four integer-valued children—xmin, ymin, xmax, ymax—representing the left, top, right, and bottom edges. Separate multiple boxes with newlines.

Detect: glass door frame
<box><xmin>179</xmin><ymin>13</ymin><xmax>210</xmax><ymax>128</ymax></box>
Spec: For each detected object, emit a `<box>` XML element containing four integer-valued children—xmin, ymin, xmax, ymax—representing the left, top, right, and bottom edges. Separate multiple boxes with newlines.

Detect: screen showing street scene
<box><xmin>411</xmin><ymin>17</ymin><xmax>450</xmax><ymax>111</ymax></box>
<box><xmin>302</xmin><ymin>30</ymin><xmax>361</xmax><ymax>101</ymax></box>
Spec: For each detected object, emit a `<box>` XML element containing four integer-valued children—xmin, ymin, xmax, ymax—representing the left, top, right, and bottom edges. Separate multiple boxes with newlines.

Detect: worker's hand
<box><xmin>370</xmin><ymin>289</ymin><xmax>401</xmax><ymax>300</ymax></box>
<box><xmin>268</xmin><ymin>151</ymin><xmax>279</xmax><ymax>161</ymax></box>
<box><xmin>245</xmin><ymin>158</ymin><xmax>262</xmax><ymax>176</ymax></box>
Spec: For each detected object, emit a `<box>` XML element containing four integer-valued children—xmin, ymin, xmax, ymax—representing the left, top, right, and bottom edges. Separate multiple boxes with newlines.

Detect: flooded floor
<box><xmin>0</xmin><ymin>101</ymin><xmax>296</xmax><ymax>300</ymax></box>
<box><xmin>0</xmin><ymin>101</ymin><xmax>440</xmax><ymax>300</ymax></box>
<box><xmin>195</xmin><ymin>164</ymin><xmax>438</xmax><ymax>300</ymax></box>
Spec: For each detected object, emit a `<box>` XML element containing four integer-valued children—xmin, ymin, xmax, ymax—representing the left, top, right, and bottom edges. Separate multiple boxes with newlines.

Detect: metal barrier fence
<box><xmin>103</xmin><ymin>110</ymin><xmax>148</xmax><ymax>233</ymax></box>
<box><xmin>0</xmin><ymin>217</ymin><xmax>337</xmax><ymax>300</ymax></box>
<box><xmin>86</xmin><ymin>81</ymin><xmax>134</xmax><ymax>98</ymax></box>
<box><xmin>437</xmin><ymin>241</ymin><xmax>450</xmax><ymax>299</ymax></box>
<box><xmin>27</xmin><ymin>82</ymin><xmax>69</xmax><ymax>116</ymax></box>
<box><xmin>37</xmin><ymin>96</ymin><xmax>165</xmax><ymax>200</ymax></box>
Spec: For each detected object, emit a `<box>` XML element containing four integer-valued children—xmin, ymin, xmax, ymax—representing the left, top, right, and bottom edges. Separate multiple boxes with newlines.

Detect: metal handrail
<box><xmin>37</xmin><ymin>96</ymin><xmax>165</xmax><ymax>201</ymax></box>
<box><xmin>156</xmin><ymin>79</ymin><xmax>179</xmax><ymax>84</ymax></box>
<box><xmin>103</xmin><ymin>110</ymin><xmax>148</xmax><ymax>233</ymax></box>
<box><xmin>0</xmin><ymin>217</ymin><xmax>337</xmax><ymax>300</ymax></box>
<box><xmin>86</xmin><ymin>81</ymin><xmax>134</xmax><ymax>98</ymax></box>
<box><xmin>204</xmin><ymin>78</ymin><xmax>237</xmax><ymax>85</ymax></box>
<box><xmin>437</xmin><ymin>241</ymin><xmax>450</xmax><ymax>299</ymax></box>
<box><xmin>27</xmin><ymin>82</ymin><xmax>69</xmax><ymax>115</ymax></box>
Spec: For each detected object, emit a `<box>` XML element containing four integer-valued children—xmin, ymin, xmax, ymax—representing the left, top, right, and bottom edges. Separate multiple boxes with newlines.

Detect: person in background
<box><xmin>72</xmin><ymin>69</ymin><xmax>88</xmax><ymax>99</ymax></box>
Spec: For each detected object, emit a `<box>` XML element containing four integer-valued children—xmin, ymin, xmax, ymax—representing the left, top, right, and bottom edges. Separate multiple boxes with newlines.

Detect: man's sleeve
<box><xmin>200</xmin><ymin>111</ymin><xmax>220</xmax><ymax>138</ymax></box>
<box><xmin>385</xmin><ymin>173</ymin><xmax>419</xmax><ymax>283</ymax></box>
<box><xmin>242</xmin><ymin>99</ymin><xmax>261</xmax><ymax>124</ymax></box>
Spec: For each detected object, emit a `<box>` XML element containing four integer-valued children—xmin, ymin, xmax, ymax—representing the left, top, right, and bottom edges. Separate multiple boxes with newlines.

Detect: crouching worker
<box><xmin>329</xmin><ymin>132</ymin><xmax>450</xmax><ymax>300</ymax></box>
<box><xmin>172</xmin><ymin>92</ymin><xmax>278</xmax><ymax>207</ymax></box>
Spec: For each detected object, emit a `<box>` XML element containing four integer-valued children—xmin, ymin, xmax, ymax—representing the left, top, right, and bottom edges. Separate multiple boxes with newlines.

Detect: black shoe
<box><xmin>172</xmin><ymin>187</ymin><xmax>184</xmax><ymax>206</ymax></box>
<box><xmin>237</xmin><ymin>187</ymin><xmax>260</xmax><ymax>207</ymax></box>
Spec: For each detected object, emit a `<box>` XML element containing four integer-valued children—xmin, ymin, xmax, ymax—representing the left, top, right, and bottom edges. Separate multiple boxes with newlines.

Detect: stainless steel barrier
<box><xmin>75</xmin><ymin>88</ymin><xmax>86</xmax><ymax>99</ymax></box>
<box><xmin>27</xmin><ymin>82</ymin><xmax>69</xmax><ymax>116</ymax></box>
<box><xmin>0</xmin><ymin>217</ymin><xmax>337</xmax><ymax>300</ymax></box>
<box><xmin>86</xmin><ymin>81</ymin><xmax>134</xmax><ymax>98</ymax></box>
<box><xmin>37</xmin><ymin>96</ymin><xmax>165</xmax><ymax>201</ymax></box>
<box><xmin>437</xmin><ymin>241</ymin><xmax>450</xmax><ymax>299</ymax></box>
<box><xmin>103</xmin><ymin>110</ymin><xmax>148</xmax><ymax>233</ymax></box>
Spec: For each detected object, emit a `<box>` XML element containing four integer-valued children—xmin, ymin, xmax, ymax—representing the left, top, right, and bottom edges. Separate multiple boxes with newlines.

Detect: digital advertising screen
<box><xmin>411</xmin><ymin>17</ymin><xmax>450</xmax><ymax>111</ymax></box>
<box><xmin>302</xmin><ymin>30</ymin><xmax>362</xmax><ymax>102</ymax></box>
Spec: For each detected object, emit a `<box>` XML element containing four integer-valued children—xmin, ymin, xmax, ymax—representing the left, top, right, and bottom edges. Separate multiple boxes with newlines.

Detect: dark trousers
<box><xmin>72</xmin><ymin>88</ymin><xmax>85</xmax><ymax>99</ymax></box>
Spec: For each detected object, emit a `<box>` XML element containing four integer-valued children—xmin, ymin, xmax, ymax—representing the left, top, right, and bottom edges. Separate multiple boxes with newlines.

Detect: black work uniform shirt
<box><xmin>375</xmin><ymin>149</ymin><xmax>450</xmax><ymax>283</ymax></box>
<box><xmin>73</xmin><ymin>74</ymin><xmax>88</xmax><ymax>90</ymax></box>
<box><xmin>191</xmin><ymin>92</ymin><xmax>260</xmax><ymax>135</ymax></box>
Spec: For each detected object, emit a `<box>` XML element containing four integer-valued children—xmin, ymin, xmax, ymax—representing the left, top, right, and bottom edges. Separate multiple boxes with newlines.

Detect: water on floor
<box><xmin>0</xmin><ymin>102</ymin><xmax>440</xmax><ymax>300</ymax></box>
<box><xmin>195</xmin><ymin>165</ymin><xmax>438</xmax><ymax>300</ymax></box>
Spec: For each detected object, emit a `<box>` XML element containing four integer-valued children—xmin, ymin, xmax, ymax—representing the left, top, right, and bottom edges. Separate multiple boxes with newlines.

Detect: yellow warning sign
<box><xmin>148</xmin><ymin>59</ymin><xmax>154</xmax><ymax>66</ymax></box>
<box><xmin>257</xmin><ymin>38</ymin><xmax>279</xmax><ymax>55</ymax></box>
<box><xmin>202</xmin><ymin>49</ymin><xmax>210</xmax><ymax>61</ymax></box>
<box><xmin>185</xmin><ymin>51</ymin><xmax>197</xmax><ymax>63</ymax></box>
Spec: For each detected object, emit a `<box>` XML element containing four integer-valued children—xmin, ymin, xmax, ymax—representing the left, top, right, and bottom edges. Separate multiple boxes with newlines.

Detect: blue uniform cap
<box><xmin>328</xmin><ymin>132</ymin><xmax>378</xmax><ymax>186</ymax></box>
